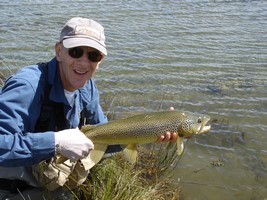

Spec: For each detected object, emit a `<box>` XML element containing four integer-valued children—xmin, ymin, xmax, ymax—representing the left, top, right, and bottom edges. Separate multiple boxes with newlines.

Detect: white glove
<box><xmin>54</xmin><ymin>128</ymin><xmax>94</xmax><ymax>162</ymax></box>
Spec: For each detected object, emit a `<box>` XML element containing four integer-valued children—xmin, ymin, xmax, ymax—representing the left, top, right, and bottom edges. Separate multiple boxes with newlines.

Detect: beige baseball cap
<box><xmin>60</xmin><ymin>17</ymin><xmax>107</xmax><ymax>55</ymax></box>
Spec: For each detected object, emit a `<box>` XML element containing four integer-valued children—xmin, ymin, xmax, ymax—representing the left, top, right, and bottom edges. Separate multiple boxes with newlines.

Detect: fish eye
<box><xmin>197</xmin><ymin>118</ymin><xmax>202</xmax><ymax>123</ymax></box>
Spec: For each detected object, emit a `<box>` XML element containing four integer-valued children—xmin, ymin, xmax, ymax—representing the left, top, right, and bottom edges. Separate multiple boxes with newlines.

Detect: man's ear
<box><xmin>55</xmin><ymin>42</ymin><xmax>62</xmax><ymax>62</ymax></box>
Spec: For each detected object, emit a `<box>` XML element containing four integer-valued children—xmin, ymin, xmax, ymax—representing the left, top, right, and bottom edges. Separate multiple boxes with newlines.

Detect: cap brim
<box><xmin>62</xmin><ymin>38</ymin><xmax>107</xmax><ymax>55</ymax></box>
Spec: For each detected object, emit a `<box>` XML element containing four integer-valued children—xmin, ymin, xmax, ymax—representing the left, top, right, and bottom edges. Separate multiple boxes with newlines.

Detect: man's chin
<box><xmin>74</xmin><ymin>81</ymin><xmax>89</xmax><ymax>89</ymax></box>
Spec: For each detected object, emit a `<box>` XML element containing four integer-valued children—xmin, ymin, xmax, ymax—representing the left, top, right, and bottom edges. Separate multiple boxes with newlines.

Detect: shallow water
<box><xmin>0</xmin><ymin>0</ymin><xmax>267</xmax><ymax>199</ymax></box>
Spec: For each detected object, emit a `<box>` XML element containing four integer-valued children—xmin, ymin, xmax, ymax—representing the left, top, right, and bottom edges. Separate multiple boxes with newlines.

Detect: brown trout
<box><xmin>81</xmin><ymin>110</ymin><xmax>211</xmax><ymax>168</ymax></box>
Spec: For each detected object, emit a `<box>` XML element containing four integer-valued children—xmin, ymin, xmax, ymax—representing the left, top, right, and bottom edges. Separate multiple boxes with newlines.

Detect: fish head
<box><xmin>178</xmin><ymin>112</ymin><xmax>211</xmax><ymax>138</ymax></box>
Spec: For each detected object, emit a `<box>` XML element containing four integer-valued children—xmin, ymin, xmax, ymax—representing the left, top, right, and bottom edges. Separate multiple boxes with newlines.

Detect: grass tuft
<box><xmin>73</xmin><ymin>145</ymin><xmax>181</xmax><ymax>200</ymax></box>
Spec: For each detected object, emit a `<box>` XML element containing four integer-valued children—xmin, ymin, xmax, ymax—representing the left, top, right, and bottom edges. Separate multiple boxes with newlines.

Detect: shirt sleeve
<box><xmin>0</xmin><ymin>77</ymin><xmax>55</xmax><ymax>167</ymax></box>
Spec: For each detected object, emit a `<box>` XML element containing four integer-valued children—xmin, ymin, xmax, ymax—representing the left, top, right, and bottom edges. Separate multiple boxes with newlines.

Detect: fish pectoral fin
<box><xmin>123</xmin><ymin>144</ymin><xmax>138</xmax><ymax>164</ymax></box>
<box><xmin>88</xmin><ymin>144</ymin><xmax>108</xmax><ymax>169</ymax></box>
<box><xmin>166</xmin><ymin>141</ymin><xmax>176</xmax><ymax>150</ymax></box>
<box><xmin>176</xmin><ymin>137</ymin><xmax>184</xmax><ymax>156</ymax></box>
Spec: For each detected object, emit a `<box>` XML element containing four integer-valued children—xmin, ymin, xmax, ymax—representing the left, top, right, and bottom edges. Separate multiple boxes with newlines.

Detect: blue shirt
<box><xmin>0</xmin><ymin>57</ymin><xmax>107</xmax><ymax>167</ymax></box>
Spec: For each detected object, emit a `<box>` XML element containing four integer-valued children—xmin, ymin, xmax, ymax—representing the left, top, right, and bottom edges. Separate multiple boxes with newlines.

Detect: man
<box><xmin>0</xmin><ymin>17</ymin><xmax>177</xmax><ymax>199</ymax></box>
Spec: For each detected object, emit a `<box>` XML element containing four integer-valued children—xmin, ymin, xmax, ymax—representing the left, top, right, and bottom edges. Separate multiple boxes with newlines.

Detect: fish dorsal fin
<box><xmin>123</xmin><ymin>144</ymin><xmax>138</xmax><ymax>163</ymax></box>
<box><xmin>176</xmin><ymin>137</ymin><xmax>184</xmax><ymax>155</ymax></box>
<box><xmin>87</xmin><ymin>144</ymin><xmax>108</xmax><ymax>169</ymax></box>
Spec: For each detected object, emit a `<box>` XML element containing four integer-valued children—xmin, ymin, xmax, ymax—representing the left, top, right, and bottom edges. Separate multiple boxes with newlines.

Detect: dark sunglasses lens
<box><xmin>88</xmin><ymin>51</ymin><xmax>103</xmax><ymax>62</ymax></box>
<box><xmin>68</xmin><ymin>47</ymin><xmax>102</xmax><ymax>62</ymax></box>
<box><xmin>68</xmin><ymin>47</ymin><xmax>83</xmax><ymax>58</ymax></box>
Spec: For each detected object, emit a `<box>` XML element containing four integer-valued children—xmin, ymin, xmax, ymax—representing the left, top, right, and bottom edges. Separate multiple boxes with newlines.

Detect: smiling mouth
<box><xmin>74</xmin><ymin>69</ymin><xmax>88</xmax><ymax>75</ymax></box>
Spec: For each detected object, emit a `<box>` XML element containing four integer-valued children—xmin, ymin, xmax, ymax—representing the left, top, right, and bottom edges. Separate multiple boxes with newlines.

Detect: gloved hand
<box><xmin>54</xmin><ymin>128</ymin><xmax>94</xmax><ymax>162</ymax></box>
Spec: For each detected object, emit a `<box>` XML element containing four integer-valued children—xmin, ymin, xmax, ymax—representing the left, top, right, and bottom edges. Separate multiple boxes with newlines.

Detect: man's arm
<box><xmin>0</xmin><ymin>77</ymin><xmax>55</xmax><ymax>167</ymax></box>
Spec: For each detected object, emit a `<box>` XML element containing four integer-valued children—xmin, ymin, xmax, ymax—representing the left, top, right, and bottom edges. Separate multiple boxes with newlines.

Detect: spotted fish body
<box><xmin>82</xmin><ymin>111</ymin><xmax>210</xmax><ymax>143</ymax></box>
<box><xmin>81</xmin><ymin>111</ymin><xmax>211</xmax><ymax>168</ymax></box>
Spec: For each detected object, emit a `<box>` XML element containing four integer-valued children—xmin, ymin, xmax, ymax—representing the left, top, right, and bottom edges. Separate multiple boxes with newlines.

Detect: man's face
<box><xmin>55</xmin><ymin>43</ymin><xmax>103</xmax><ymax>91</ymax></box>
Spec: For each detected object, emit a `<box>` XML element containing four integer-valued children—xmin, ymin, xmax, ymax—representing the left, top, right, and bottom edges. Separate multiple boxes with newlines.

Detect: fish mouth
<box><xmin>200</xmin><ymin>124</ymin><xmax>211</xmax><ymax>134</ymax></box>
<box><xmin>197</xmin><ymin>116</ymin><xmax>211</xmax><ymax>134</ymax></box>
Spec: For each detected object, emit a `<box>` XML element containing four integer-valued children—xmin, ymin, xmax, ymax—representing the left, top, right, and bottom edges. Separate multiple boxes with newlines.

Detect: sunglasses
<box><xmin>68</xmin><ymin>47</ymin><xmax>103</xmax><ymax>62</ymax></box>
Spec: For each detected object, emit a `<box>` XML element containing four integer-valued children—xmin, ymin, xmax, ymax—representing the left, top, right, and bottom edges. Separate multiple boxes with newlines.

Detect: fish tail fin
<box><xmin>176</xmin><ymin>137</ymin><xmax>184</xmax><ymax>155</ymax></box>
<box><xmin>123</xmin><ymin>144</ymin><xmax>138</xmax><ymax>164</ymax></box>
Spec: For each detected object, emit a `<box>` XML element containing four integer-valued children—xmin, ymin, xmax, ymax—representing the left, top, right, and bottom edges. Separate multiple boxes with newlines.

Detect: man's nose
<box><xmin>77</xmin><ymin>52</ymin><xmax>93</xmax><ymax>66</ymax></box>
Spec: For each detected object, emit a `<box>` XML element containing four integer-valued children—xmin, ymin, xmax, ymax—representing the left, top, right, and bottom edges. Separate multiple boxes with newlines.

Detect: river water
<box><xmin>0</xmin><ymin>0</ymin><xmax>267</xmax><ymax>199</ymax></box>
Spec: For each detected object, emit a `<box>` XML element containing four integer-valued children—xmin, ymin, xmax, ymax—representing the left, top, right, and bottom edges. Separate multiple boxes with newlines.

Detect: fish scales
<box><xmin>82</xmin><ymin>111</ymin><xmax>209</xmax><ymax>144</ymax></box>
